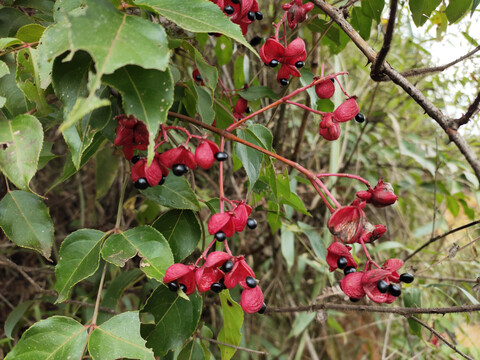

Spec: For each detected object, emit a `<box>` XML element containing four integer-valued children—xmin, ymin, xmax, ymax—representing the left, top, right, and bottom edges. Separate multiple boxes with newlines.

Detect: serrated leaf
<box><xmin>101</xmin><ymin>226</ymin><xmax>173</xmax><ymax>281</ymax></box>
<box><xmin>178</xmin><ymin>340</ymin><xmax>205</xmax><ymax>360</ymax></box>
<box><xmin>217</xmin><ymin>291</ymin><xmax>243</xmax><ymax>360</ymax></box>
<box><xmin>89</xmin><ymin>311</ymin><xmax>155</xmax><ymax>360</ymax></box>
<box><xmin>446</xmin><ymin>0</ymin><xmax>472</xmax><ymax>23</ymax></box>
<box><xmin>0</xmin><ymin>191</ymin><xmax>53</xmax><ymax>259</ymax></box>
<box><xmin>4</xmin><ymin>300</ymin><xmax>35</xmax><ymax>340</ymax></box>
<box><xmin>152</xmin><ymin>209</ymin><xmax>201</xmax><ymax>262</ymax></box>
<box><xmin>15</xmin><ymin>23</ymin><xmax>45</xmax><ymax>42</ymax></box>
<box><xmin>5</xmin><ymin>316</ymin><xmax>87</xmax><ymax>360</ymax></box>
<box><xmin>55</xmin><ymin>229</ymin><xmax>106</xmax><ymax>303</ymax></box>
<box><xmin>133</xmin><ymin>0</ymin><xmax>257</xmax><ymax>55</ymax></box>
<box><xmin>0</xmin><ymin>115</ymin><xmax>43</xmax><ymax>191</ymax></box>
<box><xmin>141</xmin><ymin>175</ymin><xmax>200</xmax><ymax>211</ymax></box>
<box><xmin>102</xmin><ymin>65</ymin><xmax>174</xmax><ymax>164</ymax></box>
<box><xmin>143</xmin><ymin>285</ymin><xmax>203</xmax><ymax>356</ymax></box>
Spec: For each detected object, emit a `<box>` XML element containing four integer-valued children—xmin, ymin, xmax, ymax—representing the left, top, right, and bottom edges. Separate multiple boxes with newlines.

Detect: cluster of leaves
<box><xmin>1</xmin><ymin>0</ymin><xmax>479</xmax><ymax>359</ymax></box>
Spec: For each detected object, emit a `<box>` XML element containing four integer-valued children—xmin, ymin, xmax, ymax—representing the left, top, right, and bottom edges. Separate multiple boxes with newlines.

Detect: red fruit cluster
<box><xmin>163</xmin><ymin>252</ymin><xmax>264</xmax><ymax>313</ymax></box>
<box><xmin>260</xmin><ymin>37</ymin><xmax>306</xmax><ymax>85</ymax></box>
<box><xmin>208</xmin><ymin>201</ymin><xmax>252</xmax><ymax>238</ymax></box>
<box><xmin>319</xmin><ymin>98</ymin><xmax>359</xmax><ymax>141</ymax></box>
<box><xmin>113</xmin><ymin>114</ymin><xmax>149</xmax><ymax>160</ymax></box>
<box><xmin>209</xmin><ymin>0</ymin><xmax>261</xmax><ymax>35</ymax></box>
<box><xmin>282</xmin><ymin>0</ymin><xmax>314</xmax><ymax>30</ymax></box>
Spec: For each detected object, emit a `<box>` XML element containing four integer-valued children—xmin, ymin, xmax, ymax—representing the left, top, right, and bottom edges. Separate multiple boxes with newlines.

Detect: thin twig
<box><xmin>0</xmin><ymin>255</ymin><xmax>46</xmax><ymax>293</ymax></box>
<box><xmin>415</xmin><ymin>275</ymin><xmax>479</xmax><ymax>283</ymax></box>
<box><xmin>408</xmin><ymin>316</ymin><xmax>473</xmax><ymax>360</ymax></box>
<box><xmin>456</xmin><ymin>90</ymin><xmax>480</xmax><ymax>127</ymax></box>
<box><xmin>91</xmin><ymin>263</ymin><xmax>107</xmax><ymax>326</ymax></box>
<box><xmin>63</xmin><ymin>299</ymin><xmax>118</xmax><ymax>315</ymax></box>
<box><xmin>196</xmin><ymin>334</ymin><xmax>268</xmax><ymax>356</ymax></box>
<box><xmin>371</xmin><ymin>0</ymin><xmax>398</xmax><ymax>80</ymax></box>
<box><xmin>404</xmin><ymin>220</ymin><xmax>480</xmax><ymax>262</ymax></box>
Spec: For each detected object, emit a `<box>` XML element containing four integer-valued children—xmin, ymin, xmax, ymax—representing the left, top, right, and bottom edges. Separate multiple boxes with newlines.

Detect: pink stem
<box><xmin>313</xmin><ymin>177</ymin><xmax>341</xmax><ymax>208</ymax></box>
<box><xmin>333</xmin><ymin>76</ymin><xmax>351</xmax><ymax>98</ymax></box>
<box><xmin>219</xmin><ymin>137</ymin><xmax>226</xmax><ymax>213</ymax></box>
<box><xmin>224</xmin><ymin>241</ymin><xmax>233</xmax><ymax>256</ymax></box>
<box><xmin>285</xmin><ymin>100</ymin><xmax>328</xmax><ymax>116</ymax></box>
<box><xmin>359</xmin><ymin>239</ymin><xmax>381</xmax><ymax>269</ymax></box>
<box><xmin>317</xmin><ymin>173</ymin><xmax>371</xmax><ymax>187</ymax></box>
<box><xmin>310</xmin><ymin>180</ymin><xmax>335</xmax><ymax>213</ymax></box>
<box><xmin>218</xmin><ymin>78</ymin><xmax>234</xmax><ymax>108</ymax></box>
<box><xmin>195</xmin><ymin>238</ymin><xmax>217</xmax><ymax>265</ymax></box>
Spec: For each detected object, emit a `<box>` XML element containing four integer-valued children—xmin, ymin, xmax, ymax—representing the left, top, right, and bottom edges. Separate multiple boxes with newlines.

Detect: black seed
<box><xmin>245</xmin><ymin>107</ymin><xmax>251</xmax><ymax>114</ymax></box>
<box><xmin>247</xmin><ymin>218</ymin><xmax>257</xmax><ymax>229</ymax></box>
<box><xmin>214</xmin><ymin>152</ymin><xmax>229</xmax><ymax>161</ymax></box>
<box><xmin>172</xmin><ymin>164</ymin><xmax>187</xmax><ymax>176</ymax></box>
<box><xmin>131</xmin><ymin>155</ymin><xmax>141</xmax><ymax>164</ymax></box>
<box><xmin>280</xmin><ymin>78</ymin><xmax>289</xmax><ymax>86</ymax></box>
<box><xmin>195</xmin><ymin>74</ymin><xmax>203</xmax><ymax>82</ymax></box>
<box><xmin>344</xmin><ymin>266</ymin><xmax>356</xmax><ymax>275</ymax></box>
<box><xmin>249</xmin><ymin>36</ymin><xmax>262</xmax><ymax>47</ymax></box>
<box><xmin>400</xmin><ymin>273</ymin><xmax>414</xmax><ymax>283</ymax></box>
<box><xmin>258</xmin><ymin>302</ymin><xmax>267</xmax><ymax>314</ymax></box>
<box><xmin>159</xmin><ymin>176</ymin><xmax>166</xmax><ymax>186</ymax></box>
<box><xmin>224</xmin><ymin>5</ymin><xmax>234</xmax><ymax>14</ymax></box>
<box><xmin>337</xmin><ymin>256</ymin><xmax>348</xmax><ymax>270</ymax></box>
<box><xmin>135</xmin><ymin>178</ymin><xmax>149</xmax><ymax>190</ymax></box>
<box><xmin>179</xmin><ymin>283</ymin><xmax>187</xmax><ymax>293</ymax></box>
<box><xmin>219</xmin><ymin>277</ymin><xmax>226</xmax><ymax>289</ymax></box>
<box><xmin>255</xmin><ymin>11</ymin><xmax>263</xmax><ymax>20</ymax></box>
<box><xmin>269</xmin><ymin>59</ymin><xmax>279</xmax><ymax>67</ymax></box>
<box><xmin>167</xmin><ymin>282</ymin><xmax>178</xmax><ymax>292</ymax></box>
<box><xmin>246</xmin><ymin>276</ymin><xmax>257</xmax><ymax>288</ymax></box>
<box><xmin>231</xmin><ymin>0</ymin><xmax>240</xmax><ymax>3</ymax></box>
<box><xmin>211</xmin><ymin>282</ymin><xmax>224</xmax><ymax>293</ymax></box>
<box><xmin>330</xmin><ymin>78</ymin><xmax>335</xmax><ymax>83</ymax></box>
<box><xmin>215</xmin><ymin>231</ymin><xmax>226</xmax><ymax>242</ymax></box>
<box><xmin>208</xmin><ymin>32</ymin><xmax>218</xmax><ymax>36</ymax></box>
<box><xmin>221</xmin><ymin>259</ymin><xmax>234</xmax><ymax>273</ymax></box>
<box><xmin>355</xmin><ymin>113</ymin><xmax>365</xmax><ymax>123</ymax></box>
<box><xmin>349</xmin><ymin>297</ymin><xmax>360</xmax><ymax>302</ymax></box>
<box><xmin>295</xmin><ymin>61</ymin><xmax>304</xmax><ymax>68</ymax></box>
<box><xmin>377</xmin><ymin>279</ymin><xmax>389</xmax><ymax>294</ymax></box>
<box><xmin>247</xmin><ymin>11</ymin><xmax>255</xmax><ymax>21</ymax></box>
<box><xmin>388</xmin><ymin>284</ymin><xmax>401</xmax><ymax>297</ymax></box>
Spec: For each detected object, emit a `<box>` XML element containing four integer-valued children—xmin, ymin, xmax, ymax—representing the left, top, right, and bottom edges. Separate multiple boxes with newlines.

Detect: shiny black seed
<box><xmin>247</xmin><ymin>218</ymin><xmax>257</xmax><ymax>229</ymax></box>
<box><xmin>245</xmin><ymin>107</ymin><xmax>251</xmax><ymax>114</ymax></box>
<box><xmin>131</xmin><ymin>155</ymin><xmax>141</xmax><ymax>164</ymax></box>
<box><xmin>135</xmin><ymin>178</ymin><xmax>149</xmax><ymax>190</ymax></box>
<box><xmin>249</xmin><ymin>36</ymin><xmax>262</xmax><ymax>47</ymax></box>
<box><xmin>388</xmin><ymin>284</ymin><xmax>401</xmax><ymax>297</ymax></box>
<box><xmin>179</xmin><ymin>283</ymin><xmax>187</xmax><ymax>293</ymax></box>
<box><xmin>337</xmin><ymin>256</ymin><xmax>348</xmax><ymax>270</ymax></box>
<box><xmin>344</xmin><ymin>266</ymin><xmax>356</xmax><ymax>275</ymax></box>
<box><xmin>224</xmin><ymin>5</ymin><xmax>234</xmax><ymax>14</ymax></box>
<box><xmin>330</xmin><ymin>78</ymin><xmax>335</xmax><ymax>83</ymax></box>
<box><xmin>214</xmin><ymin>152</ymin><xmax>229</xmax><ymax>161</ymax></box>
<box><xmin>355</xmin><ymin>113</ymin><xmax>365</xmax><ymax>123</ymax></box>
<box><xmin>377</xmin><ymin>279</ymin><xmax>389</xmax><ymax>293</ymax></box>
<box><xmin>208</xmin><ymin>32</ymin><xmax>218</xmax><ymax>36</ymax></box>
<box><xmin>258</xmin><ymin>302</ymin><xmax>267</xmax><ymax>314</ymax></box>
<box><xmin>195</xmin><ymin>74</ymin><xmax>203</xmax><ymax>82</ymax></box>
<box><xmin>231</xmin><ymin>0</ymin><xmax>240</xmax><ymax>3</ymax></box>
<box><xmin>211</xmin><ymin>282</ymin><xmax>224</xmax><ymax>293</ymax></box>
<box><xmin>255</xmin><ymin>11</ymin><xmax>263</xmax><ymax>20</ymax></box>
<box><xmin>221</xmin><ymin>259</ymin><xmax>234</xmax><ymax>273</ymax></box>
<box><xmin>159</xmin><ymin>176</ymin><xmax>166</xmax><ymax>186</ymax></box>
<box><xmin>295</xmin><ymin>61</ymin><xmax>304</xmax><ymax>68</ymax></box>
<box><xmin>246</xmin><ymin>276</ymin><xmax>257</xmax><ymax>288</ymax></box>
<box><xmin>350</xmin><ymin>297</ymin><xmax>360</xmax><ymax>302</ymax></box>
<box><xmin>247</xmin><ymin>11</ymin><xmax>255</xmax><ymax>21</ymax></box>
<box><xmin>219</xmin><ymin>277</ymin><xmax>226</xmax><ymax>289</ymax></box>
<box><xmin>280</xmin><ymin>78</ymin><xmax>289</xmax><ymax>86</ymax></box>
<box><xmin>215</xmin><ymin>231</ymin><xmax>226</xmax><ymax>242</ymax></box>
<box><xmin>167</xmin><ymin>282</ymin><xmax>178</xmax><ymax>292</ymax></box>
<box><xmin>269</xmin><ymin>59</ymin><xmax>279</xmax><ymax>67</ymax></box>
<box><xmin>400</xmin><ymin>273</ymin><xmax>414</xmax><ymax>283</ymax></box>
<box><xmin>172</xmin><ymin>164</ymin><xmax>187</xmax><ymax>176</ymax></box>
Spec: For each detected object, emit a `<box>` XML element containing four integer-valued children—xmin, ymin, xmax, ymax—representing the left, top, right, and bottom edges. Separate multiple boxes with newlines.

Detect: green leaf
<box><xmin>38</xmin><ymin>141</ymin><xmax>58</xmax><ymax>170</ymax></box>
<box><xmin>0</xmin><ymin>37</ymin><xmax>22</xmax><ymax>50</ymax></box>
<box><xmin>195</xmin><ymin>84</ymin><xmax>215</xmax><ymax>126</ymax></box>
<box><xmin>178</xmin><ymin>340</ymin><xmax>205</xmax><ymax>360</ymax></box>
<box><xmin>55</xmin><ymin>229</ymin><xmax>106</xmax><ymax>303</ymax></box>
<box><xmin>133</xmin><ymin>0</ymin><xmax>257</xmax><ymax>55</ymax></box>
<box><xmin>239</xmin><ymin>86</ymin><xmax>279</xmax><ymax>101</ymax></box>
<box><xmin>217</xmin><ymin>291</ymin><xmax>243</xmax><ymax>360</ymax></box>
<box><xmin>143</xmin><ymin>285</ymin><xmax>203</xmax><ymax>356</ymax></box>
<box><xmin>409</xmin><ymin>0</ymin><xmax>442</xmax><ymax>26</ymax></box>
<box><xmin>4</xmin><ymin>300</ymin><xmax>35</xmax><ymax>340</ymax></box>
<box><xmin>182</xmin><ymin>41</ymin><xmax>218</xmax><ymax>92</ymax></box>
<box><xmin>37</xmin><ymin>0</ymin><xmax>170</xmax><ymax>129</ymax></box>
<box><xmin>0</xmin><ymin>60</ymin><xmax>9</xmax><ymax>79</ymax></box>
<box><xmin>473</xmin><ymin>0</ymin><xmax>480</xmax><ymax>14</ymax></box>
<box><xmin>351</xmin><ymin>6</ymin><xmax>372</xmax><ymax>40</ymax></box>
<box><xmin>281</xmin><ymin>226</ymin><xmax>295</xmax><ymax>270</ymax></box>
<box><xmin>0</xmin><ymin>7</ymin><xmax>34</xmax><ymax>37</ymax></box>
<box><xmin>102</xmin><ymin>65</ymin><xmax>174</xmax><ymax>164</ymax></box>
<box><xmin>95</xmin><ymin>147</ymin><xmax>120</xmax><ymax>199</ymax></box>
<box><xmin>141</xmin><ymin>175</ymin><xmax>200</xmax><ymax>211</ymax></box>
<box><xmin>0</xmin><ymin>191</ymin><xmax>53</xmax><ymax>259</ymax></box>
<box><xmin>447</xmin><ymin>0</ymin><xmax>473</xmax><ymax>23</ymax></box>
<box><xmin>0</xmin><ymin>54</ymin><xmax>30</xmax><ymax>116</ymax></box>
<box><xmin>361</xmin><ymin>0</ymin><xmax>385</xmax><ymax>23</ymax></box>
<box><xmin>101</xmin><ymin>225</ymin><xmax>174</xmax><ymax>281</ymax></box>
<box><xmin>0</xmin><ymin>115</ymin><xmax>43</xmax><ymax>190</ymax></box>
<box><xmin>15</xmin><ymin>23</ymin><xmax>45</xmax><ymax>42</ymax></box>
<box><xmin>403</xmin><ymin>288</ymin><xmax>422</xmax><ymax>337</ymax></box>
<box><xmin>289</xmin><ymin>312</ymin><xmax>316</xmax><ymax>337</ymax></box>
<box><xmin>152</xmin><ymin>209</ymin><xmax>201</xmax><ymax>262</ymax></box>
<box><xmin>89</xmin><ymin>311</ymin><xmax>155</xmax><ymax>360</ymax></box>
<box><xmin>298</xmin><ymin>222</ymin><xmax>326</xmax><ymax>260</ymax></box>
<box><xmin>214</xmin><ymin>36</ymin><xmax>233</xmax><ymax>67</ymax></box>
<box><xmin>446</xmin><ymin>195</ymin><xmax>460</xmax><ymax>217</ymax></box>
<box><xmin>5</xmin><ymin>316</ymin><xmax>88</xmax><ymax>360</ymax></box>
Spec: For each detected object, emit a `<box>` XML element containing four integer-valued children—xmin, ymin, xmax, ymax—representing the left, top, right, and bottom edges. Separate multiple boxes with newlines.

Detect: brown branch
<box><xmin>311</xmin><ymin>0</ymin><xmax>480</xmax><ymax>181</ymax></box>
<box><xmin>415</xmin><ymin>275</ymin><xmax>479</xmax><ymax>283</ymax></box>
<box><xmin>196</xmin><ymin>334</ymin><xmax>268</xmax><ymax>356</ymax></box>
<box><xmin>404</xmin><ymin>220</ymin><xmax>480</xmax><ymax>262</ymax></box>
<box><xmin>408</xmin><ymin>316</ymin><xmax>473</xmax><ymax>360</ymax></box>
<box><xmin>371</xmin><ymin>0</ymin><xmax>398</xmax><ymax>80</ymax></box>
<box><xmin>265</xmin><ymin>303</ymin><xmax>480</xmax><ymax>315</ymax></box>
<box><xmin>0</xmin><ymin>255</ymin><xmax>46</xmax><ymax>293</ymax></box>
<box><xmin>456</xmin><ymin>90</ymin><xmax>480</xmax><ymax>127</ymax></box>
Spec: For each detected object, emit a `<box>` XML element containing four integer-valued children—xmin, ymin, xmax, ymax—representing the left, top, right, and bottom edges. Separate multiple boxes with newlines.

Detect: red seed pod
<box><xmin>240</xmin><ymin>286</ymin><xmax>264</xmax><ymax>313</ymax></box>
<box><xmin>319</xmin><ymin>114</ymin><xmax>341</xmax><ymax>141</ymax></box>
<box><xmin>340</xmin><ymin>272</ymin><xmax>365</xmax><ymax>300</ymax></box>
<box><xmin>159</xmin><ymin>146</ymin><xmax>197</xmax><ymax>170</ymax></box>
<box><xmin>327</xmin><ymin>203</ymin><xmax>366</xmax><ymax>244</ymax></box>
<box><xmin>195</xmin><ymin>139</ymin><xmax>220</xmax><ymax>170</ymax></box>
<box><xmin>333</xmin><ymin>98</ymin><xmax>360</xmax><ymax>122</ymax></box>
<box><xmin>315</xmin><ymin>80</ymin><xmax>335</xmax><ymax>99</ymax></box>
<box><xmin>163</xmin><ymin>264</ymin><xmax>197</xmax><ymax>295</ymax></box>
<box><xmin>195</xmin><ymin>266</ymin><xmax>224</xmax><ymax>292</ymax></box>
<box><xmin>207</xmin><ymin>212</ymin><xmax>236</xmax><ymax>237</ymax></box>
<box><xmin>326</xmin><ymin>242</ymin><xmax>357</xmax><ymax>272</ymax></box>
<box><xmin>370</xmin><ymin>179</ymin><xmax>398</xmax><ymax>207</ymax></box>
